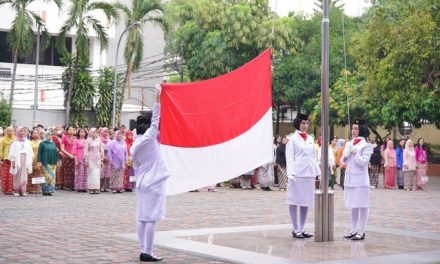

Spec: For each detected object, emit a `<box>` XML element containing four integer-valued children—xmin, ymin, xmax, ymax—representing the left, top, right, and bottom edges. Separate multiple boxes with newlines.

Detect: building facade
<box><xmin>0</xmin><ymin>0</ymin><xmax>164</xmax><ymax>128</ymax></box>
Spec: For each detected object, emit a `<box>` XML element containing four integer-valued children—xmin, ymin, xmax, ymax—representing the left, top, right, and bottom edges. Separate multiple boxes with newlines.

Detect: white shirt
<box><xmin>286</xmin><ymin>131</ymin><xmax>321</xmax><ymax>178</ymax></box>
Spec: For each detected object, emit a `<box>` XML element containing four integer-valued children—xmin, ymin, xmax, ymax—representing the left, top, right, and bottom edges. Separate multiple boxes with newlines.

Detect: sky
<box><xmin>269</xmin><ymin>0</ymin><xmax>373</xmax><ymax>17</ymax></box>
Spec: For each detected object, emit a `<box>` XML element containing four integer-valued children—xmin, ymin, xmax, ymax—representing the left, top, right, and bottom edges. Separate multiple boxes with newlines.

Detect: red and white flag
<box><xmin>160</xmin><ymin>49</ymin><xmax>273</xmax><ymax>195</ymax></box>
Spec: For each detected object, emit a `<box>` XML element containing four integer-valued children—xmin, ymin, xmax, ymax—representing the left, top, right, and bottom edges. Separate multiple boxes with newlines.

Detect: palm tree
<box><xmin>0</xmin><ymin>0</ymin><xmax>62</xmax><ymax>108</ymax></box>
<box><xmin>57</xmin><ymin>0</ymin><xmax>118</xmax><ymax>125</ymax></box>
<box><xmin>115</xmin><ymin>0</ymin><xmax>166</xmax><ymax>98</ymax></box>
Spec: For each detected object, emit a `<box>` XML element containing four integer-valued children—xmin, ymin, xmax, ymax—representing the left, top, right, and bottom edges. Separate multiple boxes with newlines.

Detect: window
<box><xmin>0</xmin><ymin>31</ymin><xmax>72</xmax><ymax>66</ymax></box>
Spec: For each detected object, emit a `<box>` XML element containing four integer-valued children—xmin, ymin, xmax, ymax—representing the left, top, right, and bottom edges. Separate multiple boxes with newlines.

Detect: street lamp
<box><xmin>112</xmin><ymin>21</ymin><xmax>142</xmax><ymax>129</ymax></box>
<box><xmin>33</xmin><ymin>11</ymin><xmax>47</xmax><ymax>127</ymax></box>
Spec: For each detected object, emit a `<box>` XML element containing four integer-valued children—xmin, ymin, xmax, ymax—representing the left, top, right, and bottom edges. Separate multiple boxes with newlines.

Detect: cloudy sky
<box><xmin>269</xmin><ymin>0</ymin><xmax>373</xmax><ymax>17</ymax></box>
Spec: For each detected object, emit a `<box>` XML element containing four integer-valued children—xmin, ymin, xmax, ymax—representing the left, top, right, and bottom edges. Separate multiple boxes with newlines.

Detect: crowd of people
<box><xmin>0</xmin><ymin>124</ymin><xmax>430</xmax><ymax>197</ymax></box>
<box><xmin>228</xmin><ymin>133</ymin><xmax>429</xmax><ymax>193</ymax></box>
<box><xmin>0</xmin><ymin>125</ymin><xmax>134</xmax><ymax>196</ymax></box>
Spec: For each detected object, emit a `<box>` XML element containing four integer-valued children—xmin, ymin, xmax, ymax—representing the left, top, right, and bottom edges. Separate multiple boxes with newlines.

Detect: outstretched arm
<box><xmin>145</xmin><ymin>91</ymin><xmax>161</xmax><ymax>140</ymax></box>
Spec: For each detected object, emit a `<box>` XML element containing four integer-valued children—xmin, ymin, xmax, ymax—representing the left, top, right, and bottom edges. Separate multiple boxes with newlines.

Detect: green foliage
<box><xmin>2</xmin><ymin>0</ymin><xmax>60</xmax><ymax>58</ymax></box>
<box><xmin>94</xmin><ymin>67</ymin><xmax>124</xmax><ymax>127</ymax></box>
<box><xmin>165</xmin><ymin>0</ymin><xmax>296</xmax><ymax>81</ymax></box>
<box><xmin>0</xmin><ymin>93</ymin><xmax>12</xmax><ymax>127</ymax></box>
<box><xmin>311</xmin><ymin>70</ymin><xmax>385</xmax><ymax>131</ymax></box>
<box><xmin>57</xmin><ymin>0</ymin><xmax>118</xmax><ymax>64</ymax></box>
<box><xmin>116</xmin><ymin>0</ymin><xmax>166</xmax><ymax>72</ymax></box>
<box><xmin>115</xmin><ymin>0</ymin><xmax>166</xmax><ymax>98</ymax></box>
<box><xmin>57</xmin><ymin>0</ymin><xmax>118</xmax><ymax>125</ymax></box>
<box><xmin>61</xmin><ymin>55</ymin><xmax>95</xmax><ymax>127</ymax></box>
<box><xmin>351</xmin><ymin>0</ymin><xmax>440</xmax><ymax>128</ymax></box>
<box><xmin>0</xmin><ymin>0</ymin><xmax>61</xmax><ymax>107</ymax></box>
<box><xmin>273</xmin><ymin>7</ymin><xmax>361</xmax><ymax>114</ymax></box>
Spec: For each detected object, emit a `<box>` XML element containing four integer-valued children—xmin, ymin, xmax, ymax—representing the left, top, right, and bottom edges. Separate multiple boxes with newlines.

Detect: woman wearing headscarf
<box><xmin>341</xmin><ymin>119</ymin><xmax>373</xmax><ymax>241</ymax></box>
<box><xmin>403</xmin><ymin>139</ymin><xmax>417</xmax><ymax>191</ymax></box>
<box><xmin>383</xmin><ymin>140</ymin><xmax>397</xmax><ymax>189</ymax></box>
<box><xmin>27</xmin><ymin>128</ymin><xmax>42</xmax><ymax>194</ymax></box>
<box><xmin>276</xmin><ymin>136</ymin><xmax>288</xmax><ymax>191</ymax></box>
<box><xmin>0</xmin><ymin>126</ymin><xmax>15</xmax><ymax>194</ymax></box>
<box><xmin>108</xmin><ymin>131</ymin><xmax>128</xmax><ymax>193</ymax></box>
<box><xmin>415</xmin><ymin>138</ymin><xmax>428</xmax><ymax>190</ymax></box>
<box><xmin>61</xmin><ymin>127</ymin><xmax>77</xmax><ymax>190</ymax></box>
<box><xmin>123</xmin><ymin>130</ymin><xmax>135</xmax><ymax>191</ymax></box>
<box><xmin>74</xmin><ymin>128</ymin><xmax>88</xmax><ymax>191</ymax></box>
<box><xmin>52</xmin><ymin>127</ymin><xmax>64</xmax><ymax>189</ymax></box>
<box><xmin>9</xmin><ymin>127</ymin><xmax>33</xmax><ymax>196</ymax></box>
<box><xmin>38</xmin><ymin>130</ymin><xmax>59</xmax><ymax>196</ymax></box>
<box><xmin>100</xmin><ymin>127</ymin><xmax>112</xmax><ymax>192</ymax></box>
<box><xmin>286</xmin><ymin>113</ymin><xmax>321</xmax><ymax>239</ymax></box>
<box><xmin>84</xmin><ymin>128</ymin><xmax>104</xmax><ymax>194</ymax></box>
<box><xmin>395</xmin><ymin>139</ymin><xmax>406</xmax><ymax>189</ymax></box>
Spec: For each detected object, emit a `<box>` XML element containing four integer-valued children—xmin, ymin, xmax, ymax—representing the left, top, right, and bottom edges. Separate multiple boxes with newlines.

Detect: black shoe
<box><xmin>352</xmin><ymin>233</ymin><xmax>365</xmax><ymax>240</ymax></box>
<box><xmin>292</xmin><ymin>231</ymin><xmax>305</xmax><ymax>239</ymax></box>
<box><xmin>302</xmin><ymin>231</ymin><xmax>313</xmax><ymax>238</ymax></box>
<box><xmin>343</xmin><ymin>232</ymin><xmax>357</xmax><ymax>239</ymax></box>
<box><xmin>140</xmin><ymin>253</ymin><xmax>163</xmax><ymax>262</ymax></box>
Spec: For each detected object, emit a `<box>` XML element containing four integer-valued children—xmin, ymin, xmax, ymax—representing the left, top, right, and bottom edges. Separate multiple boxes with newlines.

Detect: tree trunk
<box><xmin>65</xmin><ymin>58</ymin><xmax>78</xmax><ymax>126</ymax></box>
<box><xmin>370</xmin><ymin>127</ymin><xmax>383</xmax><ymax>141</ymax></box>
<box><xmin>275</xmin><ymin>105</ymin><xmax>280</xmax><ymax>135</ymax></box>
<box><xmin>9</xmin><ymin>49</ymin><xmax>18</xmax><ymax>109</ymax></box>
<box><xmin>124</xmin><ymin>42</ymin><xmax>135</xmax><ymax>99</ymax></box>
<box><xmin>330</xmin><ymin>125</ymin><xmax>334</xmax><ymax>140</ymax></box>
<box><xmin>126</xmin><ymin>58</ymin><xmax>133</xmax><ymax>98</ymax></box>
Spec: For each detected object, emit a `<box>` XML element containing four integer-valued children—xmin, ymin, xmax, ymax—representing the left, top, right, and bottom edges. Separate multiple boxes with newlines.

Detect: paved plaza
<box><xmin>1</xmin><ymin>175</ymin><xmax>440</xmax><ymax>263</ymax></box>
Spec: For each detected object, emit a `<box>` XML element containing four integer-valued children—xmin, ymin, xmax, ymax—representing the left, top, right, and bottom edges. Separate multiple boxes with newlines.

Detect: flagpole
<box><xmin>315</xmin><ymin>0</ymin><xmax>334</xmax><ymax>242</ymax></box>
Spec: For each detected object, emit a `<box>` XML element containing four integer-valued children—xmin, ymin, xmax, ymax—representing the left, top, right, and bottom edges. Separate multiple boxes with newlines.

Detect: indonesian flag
<box><xmin>160</xmin><ymin>49</ymin><xmax>273</xmax><ymax>195</ymax></box>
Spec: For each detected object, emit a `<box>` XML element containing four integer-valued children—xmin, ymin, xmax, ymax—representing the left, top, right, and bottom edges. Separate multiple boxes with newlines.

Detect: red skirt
<box><xmin>1</xmin><ymin>160</ymin><xmax>13</xmax><ymax>194</ymax></box>
<box><xmin>384</xmin><ymin>166</ymin><xmax>396</xmax><ymax>188</ymax></box>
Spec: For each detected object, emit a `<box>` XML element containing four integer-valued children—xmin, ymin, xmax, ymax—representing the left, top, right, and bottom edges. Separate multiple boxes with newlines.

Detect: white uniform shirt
<box><xmin>318</xmin><ymin>146</ymin><xmax>336</xmax><ymax>174</ymax></box>
<box><xmin>286</xmin><ymin>131</ymin><xmax>321</xmax><ymax>178</ymax></box>
<box><xmin>341</xmin><ymin>137</ymin><xmax>373</xmax><ymax>187</ymax></box>
<box><xmin>131</xmin><ymin>103</ymin><xmax>170</xmax><ymax>188</ymax></box>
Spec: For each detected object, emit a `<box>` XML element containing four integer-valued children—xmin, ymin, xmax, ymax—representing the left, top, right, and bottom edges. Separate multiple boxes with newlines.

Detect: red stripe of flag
<box><xmin>160</xmin><ymin>49</ymin><xmax>272</xmax><ymax>147</ymax></box>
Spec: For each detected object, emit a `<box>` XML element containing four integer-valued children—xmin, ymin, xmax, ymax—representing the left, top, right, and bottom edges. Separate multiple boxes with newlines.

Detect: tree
<box><xmin>273</xmin><ymin>7</ymin><xmax>362</xmax><ymax>117</ymax></box>
<box><xmin>310</xmin><ymin>70</ymin><xmax>390</xmax><ymax>139</ymax></box>
<box><xmin>60</xmin><ymin>55</ymin><xmax>95</xmax><ymax>127</ymax></box>
<box><xmin>351</xmin><ymin>0</ymin><xmax>440</xmax><ymax>128</ymax></box>
<box><xmin>95</xmin><ymin>67</ymin><xmax>123</xmax><ymax>127</ymax></box>
<box><xmin>57</xmin><ymin>0</ymin><xmax>118</xmax><ymax>125</ymax></box>
<box><xmin>0</xmin><ymin>0</ymin><xmax>61</xmax><ymax>108</ymax></box>
<box><xmin>115</xmin><ymin>0</ymin><xmax>166</xmax><ymax>99</ymax></box>
<box><xmin>165</xmin><ymin>0</ymin><xmax>294</xmax><ymax>81</ymax></box>
<box><xmin>0</xmin><ymin>92</ymin><xmax>12</xmax><ymax>127</ymax></box>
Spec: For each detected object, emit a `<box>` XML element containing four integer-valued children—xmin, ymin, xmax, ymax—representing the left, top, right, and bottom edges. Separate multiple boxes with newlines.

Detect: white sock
<box><xmin>137</xmin><ymin>221</ymin><xmax>156</xmax><ymax>254</ymax></box>
<box><xmin>351</xmin><ymin>208</ymin><xmax>360</xmax><ymax>234</ymax></box>
<box><xmin>357</xmin><ymin>208</ymin><xmax>369</xmax><ymax>234</ymax></box>
<box><xmin>137</xmin><ymin>221</ymin><xmax>146</xmax><ymax>253</ymax></box>
<box><xmin>144</xmin><ymin>221</ymin><xmax>156</xmax><ymax>255</ymax></box>
<box><xmin>289</xmin><ymin>205</ymin><xmax>299</xmax><ymax>232</ymax></box>
<box><xmin>299</xmin><ymin>206</ymin><xmax>308</xmax><ymax>232</ymax></box>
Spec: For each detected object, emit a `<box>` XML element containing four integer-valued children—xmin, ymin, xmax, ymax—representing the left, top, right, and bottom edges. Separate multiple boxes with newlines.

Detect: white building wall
<box><xmin>0</xmin><ymin>0</ymin><xmax>165</xmax><ymax>127</ymax></box>
<box><xmin>106</xmin><ymin>0</ymin><xmax>165</xmax><ymax>110</ymax></box>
